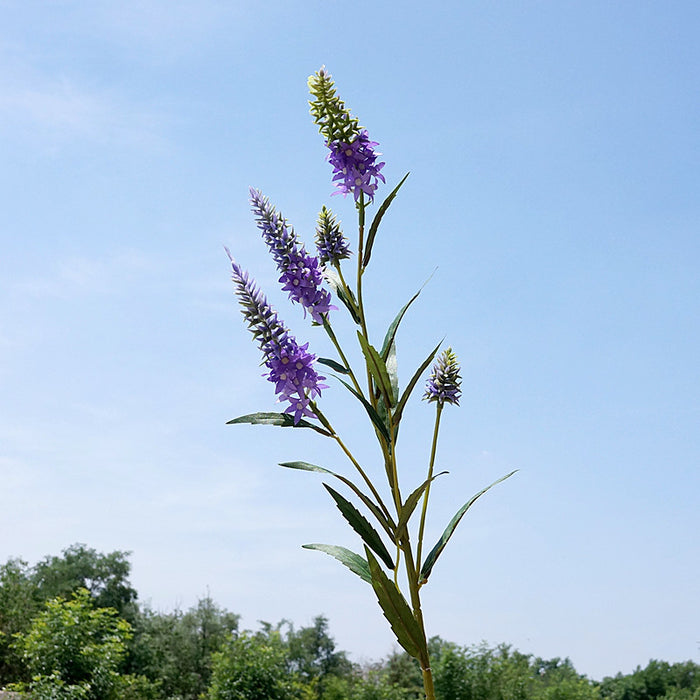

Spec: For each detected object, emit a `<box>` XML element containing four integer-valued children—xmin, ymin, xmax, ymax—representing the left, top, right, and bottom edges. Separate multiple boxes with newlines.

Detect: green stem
<box><xmin>321</xmin><ymin>316</ymin><xmax>364</xmax><ymax>397</ymax></box>
<box><xmin>400</xmin><ymin>537</ymin><xmax>435</xmax><ymax>700</ymax></box>
<box><xmin>310</xmin><ymin>402</ymin><xmax>393</xmax><ymax>523</ymax></box>
<box><xmin>387</xmin><ymin>420</ymin><xmax>402</xmax><ymax>515</ymax></box>
<box><xmin>355</xmin><ymin>193</ymin><xmax>376</xmax><ymax>407</ymax></box>
<box><xmin>416</xmin><ymin>404</ymin><xmax>443</xmax><ymax>571</ymax></box>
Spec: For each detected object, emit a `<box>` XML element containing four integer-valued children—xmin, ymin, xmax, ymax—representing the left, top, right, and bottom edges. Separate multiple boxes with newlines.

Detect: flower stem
<box><xmin>417</xmin><ymin>404</ymin><xmax>443</xmax><ymax>573</ymax></box>
<box><xmin>355</xmin><ymin>193</ymin><xmax>376</xmax><ymax>407</ymax></box>
<box><xmin>310</xmin><ymin>402</ymin><xmax>393</xmax><ymax>523</ymax></box>
<box><xmin>399</xmin><ymin>536</ymin><xmax>435</xmax><ymax>700</ymax></box>
<box><xmin>321</xmin><ymin>316</ymin><xmax>364</xmax><ymax>397</ymax></box>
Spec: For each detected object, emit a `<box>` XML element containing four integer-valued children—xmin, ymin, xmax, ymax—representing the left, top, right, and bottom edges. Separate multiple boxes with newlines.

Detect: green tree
<box><xmin>431</xmin><ymin>642</ymin><xmax>599</xmax><ymax>700</ymax></box>
<box><xmin>129</xmin><ymin>595</ymin><xmax>240</xmax><ymax>699</ymax></box>
<box><xmin>31</xmin><ymin>543</ymin><xmax>138</xmax><ymax>622</ymax></box>
<box><xmin>600</xmin><ymin>660</ymin><xmax>700</xmax><ymax>700</ymax></box>
<box><xmin>207</xmin><ymin>630</ymin><xmax>299</xmax><ymax>700</ymax></box>
<box><xmin>283</xmin><ymin>615</ymin><xmax>353</xmax><ymax>694</ymax></box>
<box><xmin>0</xmin><ymin>557</ymin><xmax>40</xmax><ymax>684</ymax></box>
<box><xmin>11</xmin><ymin>588</ymin><xmax>133</xmax><ymax>700</ymax></box>
<box><xmin>383</xmin><ymin>649</ymin><xmax>423</xmax><ymax>699</ymax></box>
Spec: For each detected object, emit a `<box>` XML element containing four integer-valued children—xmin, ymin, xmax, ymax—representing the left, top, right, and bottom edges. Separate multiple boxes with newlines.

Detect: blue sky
<box><xmin>1</xmin><ymin>0</ymin><xmax>698</xmax><ymax>681</ymax></box>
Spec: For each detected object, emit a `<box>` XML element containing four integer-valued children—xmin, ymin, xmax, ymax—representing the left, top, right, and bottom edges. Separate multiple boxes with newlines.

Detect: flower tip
<box><xmin>423</xmin><ymin>347</ymin><xmax>462</xmax><ymax>407</ymax></box>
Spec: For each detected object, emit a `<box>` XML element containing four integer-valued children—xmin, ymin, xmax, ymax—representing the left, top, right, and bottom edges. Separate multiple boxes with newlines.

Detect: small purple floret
<box><xmin>266</xmin><ymin>339</ymin><xmax>327</xmax><ymax>424</ymax></box>
<box><xmin>327</xmin><ymin>130</ymin><xmax>386</xmax><ymax>202</ymax></box>
<box><xmin>278</xmin><ymin>253</ymin><xmax>335</xmax><ymax>323</ymax></box>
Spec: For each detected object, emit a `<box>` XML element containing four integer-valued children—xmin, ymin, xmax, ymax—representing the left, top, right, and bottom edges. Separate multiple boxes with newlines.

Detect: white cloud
<box><xmin>0</xmin><ymin>73</ymin><xmax>166</xmax><ymax>150</ymax></box>
<box><xmin>8</xmin><ymin>250</ymin><xmax>153</xmax><ymax>300</ymax></box>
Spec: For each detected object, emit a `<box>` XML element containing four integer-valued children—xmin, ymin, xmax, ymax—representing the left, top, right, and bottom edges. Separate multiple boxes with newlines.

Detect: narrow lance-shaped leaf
<box><xmin>227</xmin><ymin>412</ymin><xmax>332</xmax><ymax>437</ymax></box>
<box><xmin>379</xmin><ymin>269</ymin><xmax>436</xmax><ymax>360</ymax></box>
<box><xmin>363</xmin><ymin>172</ymin><xmax>410</xmax><ymax>269</ymax></box>
<box><xmin>357</xmin><ymin>332</ymin><xmax>395</xmax><ymax>407</ymax></box>
<box><xmin>396</xmin><ymin>471</ymin><xmax>449</xmax><ymax>534</ymax></box>
<box><xmin>317</xmin><ymin>357</ymin><xmax>349</xmax><ymax>374</ymax></box>
<box><xmin>302</xmin><ymin>544</ymin><xmax>371</xmax><ymax>584</ymax></box>
<box><xmin>419</xmin><ymin>470</ymin><xmax>518</xmax><ymax>584</ymax></box>
<box><xmin>392</xmin><ymin>340</ymin><xmax>442</xmax><ymax>429</ymax></box>
<box><xmin>337</xmin><ymin>377</ymin><xmax>391</xmax><ymax>445</ymax></box>
<box><xmin>381</xmin><ymin>293</ymin><xmax>418</xmax><ymax>360</ymax></box>
<box><xmin>365</xmin><ymin>548</ymin><xmax>426</xmax><ymax>662</ymax></box>
<box><xmin>324</xmin><ymin>483</ymin><xmax>394</xmax><ymax>570</ymax></box>
<box><xmin>324</xmin><ymin>267</ymin><xmax>361</xmax><ymax>324</ymax></box>
<box><xmin>279</xmin><ymin>461</ymin><xmax>396</xmax><ymax>537</ymax></box>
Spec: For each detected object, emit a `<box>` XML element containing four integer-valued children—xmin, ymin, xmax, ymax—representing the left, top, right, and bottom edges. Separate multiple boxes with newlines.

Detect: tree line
<box><xmin>0</xmin><ymin>544</ymin><xmax>697</xmax><ymax>700</ymax></box>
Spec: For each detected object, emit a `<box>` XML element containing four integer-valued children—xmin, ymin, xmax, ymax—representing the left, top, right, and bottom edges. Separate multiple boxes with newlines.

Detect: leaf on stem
<box><xmin>396</xmin><ymin>471</ymin><xmax>449</xmax><ymax>534</ymax></box>
<box><xmin>337</xmin><ymin>377</ymin><xmax>391</xmax><ymax>445</ymax></box>
<box><xmin>318</xmin><ymin>357</ymin><xmax>350</xmax><ymax>374</ymax></box>
<box><xmin>302</xmin><ymin>544</ymin><xmax>371</xmax><ymax>584</ymax></box>
<box><xmin>227</xmin><ymin>412</ymin><xmax>332</xmax><ymax>437</ymax></box>
<box><xmin>419</xmin><ymin>470</ymin><xmax>518</xmax><ymax>584</ymax></box>
<box><xmin>363</xmin><ymin>172</ymin><xmax>410</xmax><ymax>269</ymax></box>
<box><xmin>324</xmin><ymin>267</ymin><xmax>361</xmax><ymax>324</ymax></box>
<box><xmin>324</xmin><ymin>484</ymin><xmax>394</xmax><ymax>570</ymax></box>
<box><xmin>392</xmin><ymin>341</ymin><xmax>442</xmax><ymax>429</ymax></box>
<box><xmin>365</xmin><ymin>548</ymin><xmax>426</xmax><ymax>661</ymax></box>
<box><xmin>379</xmin><ymin>287</ymin><xmax>421</xmax><ymax>361</ymax></box>
<box><xmin>279</xmin><ymin>461</ymin><xmax>395</xmax><ymax>537</ymax></box>
<box><xmin>357</xmin><ymin>332</ymin><xmax>395</xmax><ymax>407</ymax></box>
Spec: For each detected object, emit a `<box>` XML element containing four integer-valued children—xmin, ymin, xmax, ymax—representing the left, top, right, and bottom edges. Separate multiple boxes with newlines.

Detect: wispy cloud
<box><xmin>8</xmin><ymin>250</ymin><xmax>153</xmax><ymax>301</ymax></box>
<box><xmin>0</xmin><ymin>74</ymin><xmax>166</xmax><ymax>150</ymax></box>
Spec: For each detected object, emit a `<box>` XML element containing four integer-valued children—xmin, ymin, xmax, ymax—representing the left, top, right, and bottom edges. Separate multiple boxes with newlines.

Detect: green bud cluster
<box><xmin>308</xmin><ymin>66</ymin><xmax>360</xmax><ymax>144</ymax></box>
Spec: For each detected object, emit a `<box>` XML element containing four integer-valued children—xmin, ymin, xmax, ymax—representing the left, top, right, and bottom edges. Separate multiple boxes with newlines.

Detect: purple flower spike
<box><xmin>327</xmin><ymin>130</ymin><xmax>386</xmax><ymax>202</ymax></box>
<box><xmin>423</xmin><ymin>348</ymin><xmax>462</xmax><ymax>407</ymax></box>
<box><xmin>227</xmin><ymin>250</ymin><xmax>327</xmax><ymax>423</ymax></box>
<box><xmin>250</xmin><ymin>188</ymin><xmax>336</xmax><ymax>324</ymax></box>
<box><xmin>315</xmin><ymin>206</ymin><xmax>351</xmax><ymax>267</ymax></box>
<box><xmin>266</xmin><ymin>339</ymin><xmax>327</xmax><ymax>423</ymax></box>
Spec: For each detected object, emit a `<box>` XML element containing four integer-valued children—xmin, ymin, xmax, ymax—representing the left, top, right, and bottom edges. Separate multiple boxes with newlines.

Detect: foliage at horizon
<box><xmin>1</xmin><ymin>545</ymin><xmax>698</xmax><ymax>700</ymax></box>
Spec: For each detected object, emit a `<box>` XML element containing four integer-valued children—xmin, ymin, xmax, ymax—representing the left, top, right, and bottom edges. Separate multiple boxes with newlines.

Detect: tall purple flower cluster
<box><xmin>227</xmin><ymin>250</ymin><xmax>326</xmax><ymax>423</ymax></box>
<box><xmin>423</xmin><ymin>348</ymin><xmax>462</xmax><ymax>407</ymax></box>
<box><xmin>327</xmin><ymin>130</ymin><xmax>386</xmax><ymax>202</ymax></box>
<box><xmin>249</xmin><ymin>188</ymin><xmax>335</xmax><ymax>324</ymax></box>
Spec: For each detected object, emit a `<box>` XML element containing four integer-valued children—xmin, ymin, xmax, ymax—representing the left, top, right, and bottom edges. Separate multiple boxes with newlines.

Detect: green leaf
<box><xmin>392</xmin><ymin>341</ymin><xmax>442</xmax><ymax>429</ymax></box>
<box><xmin>419</xmin><ymin>470</ymin><xmax>518</xmax><ymax>584</ymax></box>
<box><xmin>365</xmin><ymin>548</ymin><xmax>426</xmax><ymax>661</ymax></box>
<box><xmin>379</xmin><ymin>271</ymin><xmax>435</xmax><ymax>360</ymax></box>
<box><xmin>317</xmin><ymin>357</ymin><xmax>349</xmax><ymax>374</ymax></box>
<box><xmin>279</xmin><ymin>461</ymin><xmax>395</xmax><ymax>536</ymax></box>
<box><xmin>337</xmin><ymin>378</ymin><xmax>391</xmax><ymax>445</ymax></box>
<box><xmin>396</xmin><ymin>471</ymin><xmax>449</xmax><ymax>533</ymax></box>
<box><xmin>227</xmin><ymin>412</ymin><xmax>332</xmax><ymax>437</ymax></box>
<box><xmin>380</xmin><ymin>292</ymin><xmax>419</xmax><ymax>360</ymax></box>
<box><xmin>356</xmin><ymin>332</ymin><xmax>395</xmax><ymax>407</ymax></box>
<box><xmin>324</xmin><ymin>267</ymin><xmax>361</xmax><ymax>324</ymax></box>
<box><xmin>302</xmin><ymin>544</ymin><xmax>371</xmax><ymax>584</ymax></box>
<box><xmin>363</xmin><ymin>172</ymin><xmax>410</xmax><ymax>269</ymax></box>
<box><xmin>323</xmin><ymin>484</ymin><xmax>394</xmax><ymax>570</ymax></box>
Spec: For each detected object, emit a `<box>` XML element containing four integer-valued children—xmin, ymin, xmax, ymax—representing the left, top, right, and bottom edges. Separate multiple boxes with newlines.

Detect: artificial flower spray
<box><xmin>226</xmin><ymin>67</ymin><xmax>515</xmax><ymax>700</ymax></box>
